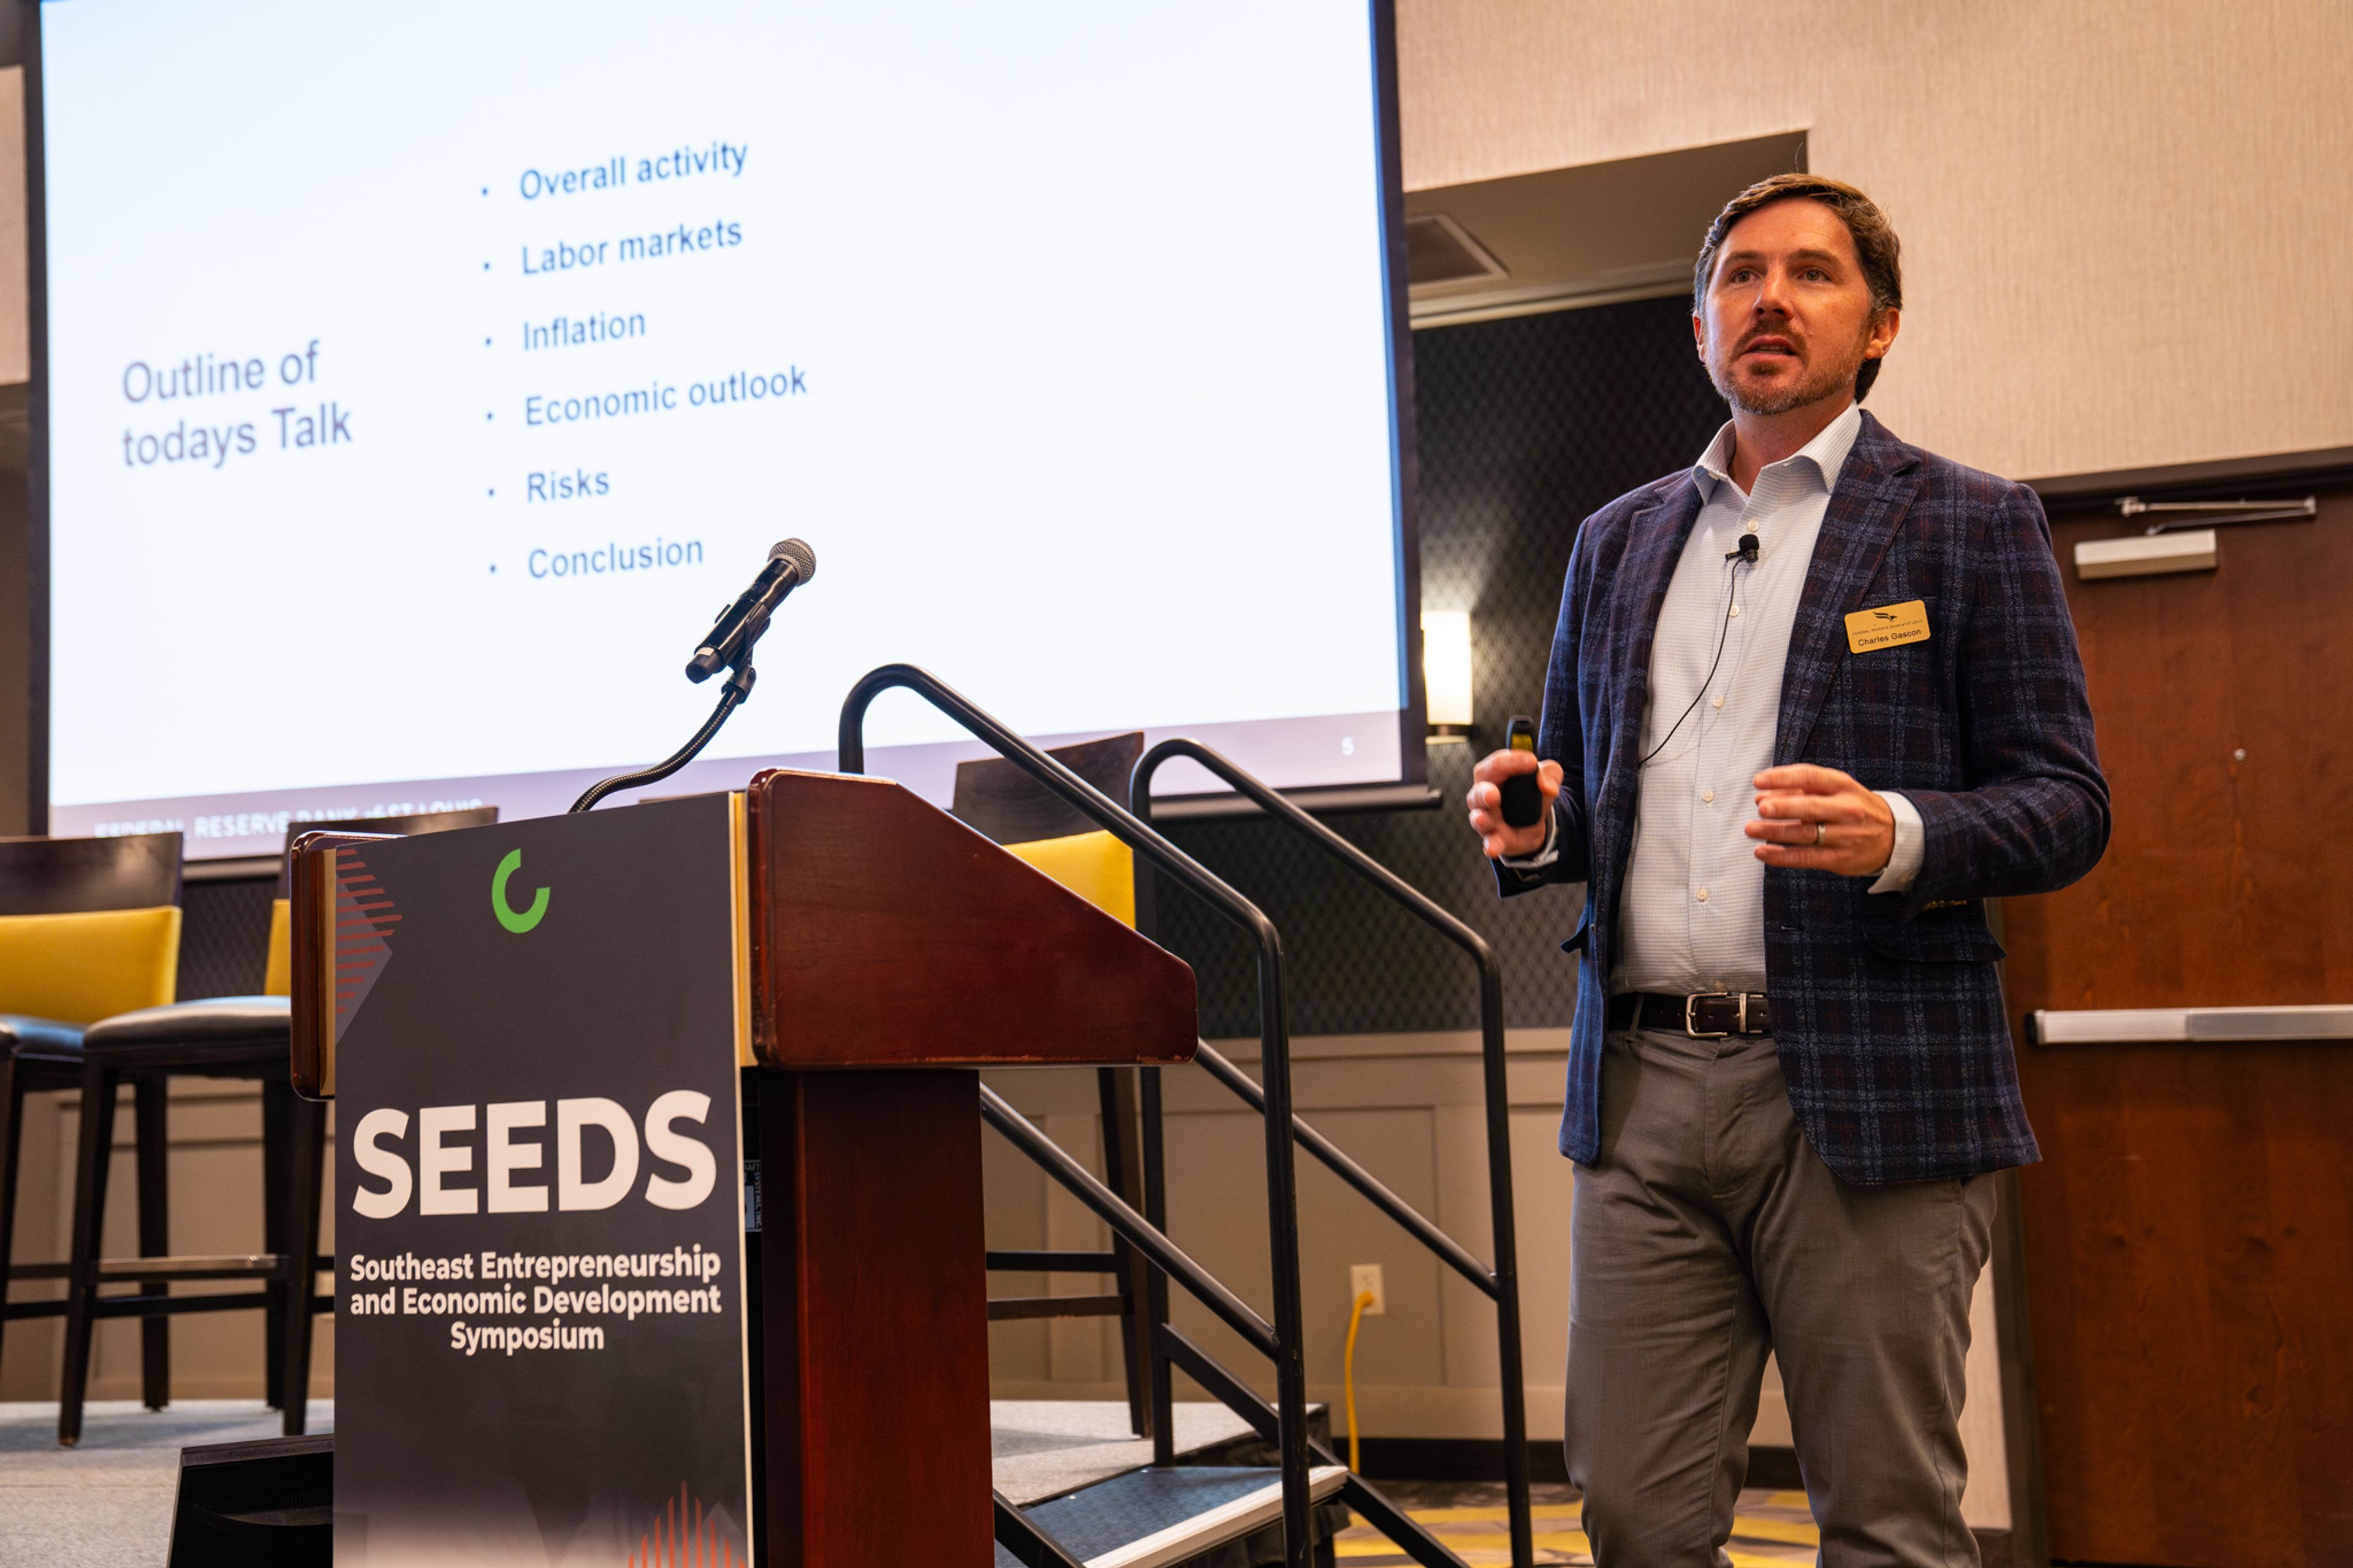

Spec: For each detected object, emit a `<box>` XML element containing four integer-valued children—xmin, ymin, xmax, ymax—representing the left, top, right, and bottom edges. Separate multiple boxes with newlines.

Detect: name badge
<box><xmin>1844</xmin><ymin>599</ymin><xmax>1930</xmax><ymax>653</ymax></box>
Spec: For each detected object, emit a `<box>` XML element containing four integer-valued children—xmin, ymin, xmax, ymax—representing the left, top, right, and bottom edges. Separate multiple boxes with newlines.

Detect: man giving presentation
<box><xmin>1464</xmin><ymin>173</ymin><xmax>2108</xmax><ymax>1568</ymax></box>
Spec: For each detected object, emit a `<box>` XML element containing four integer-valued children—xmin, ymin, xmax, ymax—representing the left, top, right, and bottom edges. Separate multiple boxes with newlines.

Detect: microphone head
<box><xmin>768</xmin><ymin>537</ymin><xmax>816</xmax><ymax>582</ymax></box>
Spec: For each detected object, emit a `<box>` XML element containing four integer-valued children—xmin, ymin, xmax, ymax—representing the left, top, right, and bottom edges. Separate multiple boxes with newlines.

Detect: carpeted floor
<box><xmin>0</xmin><ymin>1398</ymin><xmax>1257</xmax><ymax>1561</ymax></box>
<box><xmin>1334</xmin><ymin>1479</ymin><xmax>1823</xmax><ymax>1566</ymax></box>
<box><xmin>0</xmin><ymin>1399</ymin><xmax>333</xmax><ymax>1567</ymax></box>
<box><xmin>0</xmin><ymin>1404</ymin><xmax>1833</xmax><ymax>1566</ymax></box>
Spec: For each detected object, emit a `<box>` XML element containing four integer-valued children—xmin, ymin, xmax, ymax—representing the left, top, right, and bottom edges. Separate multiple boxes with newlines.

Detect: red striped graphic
<box><xmin>330</xmin><ymin>849</ymin><xmax>401</xmax><ymax>1036</ymax></box>
<box><xmin>626</xmin><ymin>1481</ymin><xmax>739</xmax><ymax>1567</ymax></box>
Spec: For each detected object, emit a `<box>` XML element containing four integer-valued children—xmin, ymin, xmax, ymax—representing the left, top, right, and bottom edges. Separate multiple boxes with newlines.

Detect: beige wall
<box><xmin>1396</xmin><ymin>0</ymin><xmax>2353</xmax><ymax>482</ymax></box>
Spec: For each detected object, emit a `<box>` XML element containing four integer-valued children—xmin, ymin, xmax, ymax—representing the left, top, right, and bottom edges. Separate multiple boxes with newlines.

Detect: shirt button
<box><xmin>1702</xmin><ymin>789</ymin><xmax>1715</xmax><ymax>803</ymax></box>
<box><xmin>1729</xmin><ymin>604</ymin><xmax>1741</xmax><ymax>618</ymax></box>
<box><xmin>1696</xmin><ymin>887</ymin><xmax>1710</xmax><ymax>902</ymax></box>
<box><xmin>1711</xmin><ymin>695</ymin><xmax>1726</xmax><ymax>710</ymax></box>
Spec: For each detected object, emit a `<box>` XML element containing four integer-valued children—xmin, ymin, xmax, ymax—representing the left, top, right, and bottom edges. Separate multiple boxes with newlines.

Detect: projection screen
<box><xmin>35</xmin><ymin>1</ymin><xmax>1419</xmax><ymax>856</ymax></box>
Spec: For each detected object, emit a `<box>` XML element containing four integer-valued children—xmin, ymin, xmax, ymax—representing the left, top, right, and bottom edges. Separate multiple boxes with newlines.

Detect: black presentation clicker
<box><xmin>1500</xmin><ymin>715</ymin><xmax>1544</xmax><ymax>829</ymax></box>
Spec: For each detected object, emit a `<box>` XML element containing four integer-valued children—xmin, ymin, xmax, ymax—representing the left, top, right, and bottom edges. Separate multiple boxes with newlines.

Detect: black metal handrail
<box><xmin>995</xmin><ymin>1488</ymin><xmax>1087</xmax><ymax>1568</ymax></box>
<box><xmin>836</xmin><ymin>665</ymin><xmax>1314</xmax><ymax>1565</ymax></box>
<box><xmin>982</xmin><ymin>1086</ymin><xmax>1279</xmax><ymax>1358</ymax></box>
<box><xmin>1188</xmin><ymin>1041</ymin><xmax>1496</xmax><ymax>1292</ymax></box>
<box><xmin>1159</xmin><ymin>1324</ymin><xmax>1466</xmax><ymax>1568</ymax></box>
<box><xmin>1132</xmin><ymin>737</ymin><xmax>1536</xmax><ymax>1568</ymax></box>
<box><xmin>987</xmin><ymin>1084</ymin><xmax>1472</xmax><ymax>1568</ymax></box>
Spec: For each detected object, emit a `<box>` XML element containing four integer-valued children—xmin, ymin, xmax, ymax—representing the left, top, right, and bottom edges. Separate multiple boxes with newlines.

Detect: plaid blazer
<box><xmin>1500</xmin><ymin>412</ymin><xmax>2108</xmax><ymax>1184</ymax></box>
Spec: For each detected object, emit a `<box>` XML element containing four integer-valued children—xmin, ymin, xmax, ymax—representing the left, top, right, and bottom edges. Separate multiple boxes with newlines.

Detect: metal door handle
<box><xmin>2029</xmin><ymin>1005</ymin><xmax>2353</xmax><ymax>1044</ymax></box>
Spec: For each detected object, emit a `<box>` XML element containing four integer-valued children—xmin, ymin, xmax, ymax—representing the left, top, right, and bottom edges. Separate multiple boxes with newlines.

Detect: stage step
<box><xmin>990</xmin><ymin>1398</ymin><xmax>1328</xmax><ymax>1506</ymax></box>
<box><xmin>1002</xmin><ymin>1463</ymin><xmax>1350</xmax><ymax>1568</ymax></box>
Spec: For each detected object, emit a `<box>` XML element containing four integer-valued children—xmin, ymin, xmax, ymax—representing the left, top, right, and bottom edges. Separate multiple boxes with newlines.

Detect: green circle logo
<box><xmin>491</xmin><ymin>849</ymin><xmax>551</xmax><ymax>934</ymax></box>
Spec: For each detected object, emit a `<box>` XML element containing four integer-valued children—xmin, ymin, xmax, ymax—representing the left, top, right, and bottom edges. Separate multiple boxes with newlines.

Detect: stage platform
<box><xmin>0</xmin><ymin>1399</ymin><xmax>335</xmax><ymax>1566</ymax></box>
<box><xmin>0</xmin><ymin>1397</ymin><xmax>1270</xmax><ymax>1562</ymax></box>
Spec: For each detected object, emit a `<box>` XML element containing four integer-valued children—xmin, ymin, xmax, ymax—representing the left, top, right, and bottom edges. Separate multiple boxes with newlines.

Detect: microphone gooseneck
<box><xmin>575</xmin><ymin>537</ymin><xmax>819</xmax><ymax>811</ymax></box>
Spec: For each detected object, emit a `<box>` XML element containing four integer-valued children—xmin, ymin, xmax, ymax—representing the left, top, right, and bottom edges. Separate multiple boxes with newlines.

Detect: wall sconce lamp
<box><xmin>1422</xmin><ymin>609</ymin><xmax>1474</xmax><ymax>741</ymax></box>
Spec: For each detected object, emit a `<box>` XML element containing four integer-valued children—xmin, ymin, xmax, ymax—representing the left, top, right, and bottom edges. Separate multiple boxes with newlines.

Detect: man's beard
<box><xmin>1708</xmin><ymin>331</ymin><xmax>1869</xmax><ymax>415</ymax></box>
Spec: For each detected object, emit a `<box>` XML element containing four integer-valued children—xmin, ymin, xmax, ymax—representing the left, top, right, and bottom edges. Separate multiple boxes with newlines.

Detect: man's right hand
<box><xmin>1466</xmin><ymin>748</ymin><xmax>1563</xmax><ymax>860</ymax></box>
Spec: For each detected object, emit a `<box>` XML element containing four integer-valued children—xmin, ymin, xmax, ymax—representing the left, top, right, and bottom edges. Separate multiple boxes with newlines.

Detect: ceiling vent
<box><xmin>1402</xmin><ymin>131</ymin><xmax>1808</xmax><ymax>327</ymax></box>
<box><xmin>1404</xmin><ymin>213</ymin><xmax>1506</xmax><ymax>289</ymax></box>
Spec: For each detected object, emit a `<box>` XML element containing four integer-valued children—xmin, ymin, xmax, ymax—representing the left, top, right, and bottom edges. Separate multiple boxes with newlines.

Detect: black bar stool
<box><xmin>0</xmin><ymin>831</ymin><xmax>186</xmax><ymax>1409</ymax></box>
<box><xmin>61</xmin><ymin>998</ymin><xmax>318</xmax><ymax>1445</ymax></box>
<box><xmin>53</xmin><ymin>808</ymin><xmax>496</xmax><ymax>1447</ymax></box>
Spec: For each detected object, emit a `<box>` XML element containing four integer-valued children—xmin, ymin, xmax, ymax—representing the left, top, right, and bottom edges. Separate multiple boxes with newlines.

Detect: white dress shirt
<box><xmin>1510</xmin><ymin>401</ymin><xmax>1924</xmax><ymax>996</ymax></box>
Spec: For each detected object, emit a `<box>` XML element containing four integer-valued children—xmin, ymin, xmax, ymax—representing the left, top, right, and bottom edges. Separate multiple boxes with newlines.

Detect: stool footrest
<box><xmin>93</xmin><ymin>1253</ymin><xmax>299</xmax><ymax>1281</ymax></box>
<box><xmin>987</xmin><ymin>1293</ymin><xmax>1129</xmax><ymax>1321</ymax></box>
<box><xmin>10</xmin><ymin>1254</ymin><xmax>324</xmax><ymax>1284</ymax></box>
<box><xmin>6</xmin><ymin>1289</ymin><xmax>333</xmax><ymax>1322</ymax></box>
<box><xmin>94</xmin><ymin>1289</ymin><xmax>278</xmax><ymax>1319</ymax></box>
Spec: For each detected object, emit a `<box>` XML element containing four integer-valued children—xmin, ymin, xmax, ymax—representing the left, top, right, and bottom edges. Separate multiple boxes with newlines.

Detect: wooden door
<box><xmin>2001</xmin><ymin>479</ymin><xmax>2353</xmax><ymax>1568</ymax></box>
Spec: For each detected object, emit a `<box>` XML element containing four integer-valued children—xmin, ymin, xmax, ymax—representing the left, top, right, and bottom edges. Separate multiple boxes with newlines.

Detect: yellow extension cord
<box><xmin>1344</xmin><ymin>1290</ymin><xmax>1376</xmax><ymax>1472</ymax></box>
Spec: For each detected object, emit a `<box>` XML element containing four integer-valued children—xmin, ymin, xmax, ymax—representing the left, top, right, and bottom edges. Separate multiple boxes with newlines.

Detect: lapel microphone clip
<box><xmin>1725</xmin><ymin>531</ymin><xmax>1760</xmax><ymax>564</ymax></box>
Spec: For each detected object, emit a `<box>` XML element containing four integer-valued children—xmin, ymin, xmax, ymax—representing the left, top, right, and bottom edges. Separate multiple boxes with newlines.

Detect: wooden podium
<box><xmin>291</xmin><ymin>769</ymin><xmax>1196</xmax><ymax>1566</ymax></box>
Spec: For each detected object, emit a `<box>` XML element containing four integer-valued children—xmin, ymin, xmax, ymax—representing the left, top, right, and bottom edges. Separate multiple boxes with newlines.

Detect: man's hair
<box><xmin>1693</xmin><ymin>173</ymin><xmax>1903</xmax><ymax>400</ymax></box>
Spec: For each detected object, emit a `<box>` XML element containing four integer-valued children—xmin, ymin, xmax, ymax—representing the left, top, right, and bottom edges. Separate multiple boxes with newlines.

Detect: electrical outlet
<box><xmin>1349</xmin><ymin>1263</ymin><xmax>1386</xmax><ymax>1316</ymax></box>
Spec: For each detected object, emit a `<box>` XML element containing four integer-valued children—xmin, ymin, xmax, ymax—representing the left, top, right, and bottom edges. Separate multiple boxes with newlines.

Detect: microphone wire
<box><xmin>1637</xmin><ymin>535</ymin><xmax>1756</xmax><ymax>770</ymax></box>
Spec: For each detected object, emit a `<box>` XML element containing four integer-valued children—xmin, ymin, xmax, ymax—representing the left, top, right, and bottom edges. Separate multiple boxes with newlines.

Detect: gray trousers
<box><xmin>1564</xmin><ymin>1027</ymin><xmax>1996</xmax><ymax>1568</ymax></box>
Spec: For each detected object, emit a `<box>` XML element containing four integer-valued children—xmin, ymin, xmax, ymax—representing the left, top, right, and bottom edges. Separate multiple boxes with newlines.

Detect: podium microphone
<box><xmin>688</xmin><ymin>537</ymin><xmax>817</xmax><ymax>681</ymax></box>
<box><xmin>574</xmin><ymin>537</ymin><xmax>818</xmax><ymax>813</ymax></box>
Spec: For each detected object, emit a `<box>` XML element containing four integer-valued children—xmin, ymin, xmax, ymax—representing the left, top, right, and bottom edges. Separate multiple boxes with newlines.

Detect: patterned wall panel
<box><xmin>179</xmin><ymin>878</ymin><xmax>273</xmax><ymax>999</ymax></box>
<box><xmin>1156</xmin><ymin>294</ymin><xmax>1726</xmax><ymax>1038</ymax></box>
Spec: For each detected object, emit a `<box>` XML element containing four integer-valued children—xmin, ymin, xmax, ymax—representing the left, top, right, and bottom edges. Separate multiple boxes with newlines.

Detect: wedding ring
<box><xmin>1814</xmin><ymin>822</ymin><xmax>1826</xmax><ymax>846</ymax></box>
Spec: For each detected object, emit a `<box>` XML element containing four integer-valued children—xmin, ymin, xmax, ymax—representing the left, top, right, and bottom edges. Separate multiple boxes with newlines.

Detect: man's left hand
<box><xmin>1747</xmin><ymin>764</ymin><xmax>1894</xmax><ymax>876</ymax></box>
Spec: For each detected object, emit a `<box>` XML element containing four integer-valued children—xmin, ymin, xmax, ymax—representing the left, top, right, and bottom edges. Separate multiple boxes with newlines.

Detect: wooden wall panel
<box><xmin>2003</xmin><ymin>487</ymin><xmax>2353</xmax><ymax>1567</ymax></box>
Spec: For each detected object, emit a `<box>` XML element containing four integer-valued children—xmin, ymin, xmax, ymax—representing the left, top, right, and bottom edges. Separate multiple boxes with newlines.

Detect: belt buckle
<box><xmin>1683</xmin><ymin>994</ymin><xmax>1730</xmax><ymax>1039</ymax></box>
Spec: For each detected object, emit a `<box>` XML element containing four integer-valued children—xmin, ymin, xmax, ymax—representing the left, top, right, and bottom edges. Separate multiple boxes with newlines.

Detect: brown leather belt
<box><xmin>1607</xmin><ymin>991</ymin><xmax>1774</xmax><ymax>1037</ymax></box>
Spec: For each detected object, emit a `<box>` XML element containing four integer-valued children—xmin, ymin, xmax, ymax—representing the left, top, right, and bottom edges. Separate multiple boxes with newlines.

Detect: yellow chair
<box><xmin>951</xmin><ymin>732</ymin><xmax>1143</xmax><ymax>928</ymax></box>
<box><xmin>0</xmin><ymin>832</ymin><xmax>184</xmax><ymax>1402</ymax></box>
<box><xmin>1002</xmin><ymin>830</ymin><xmax>1136</xmax><ymax>928</ymax></box>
